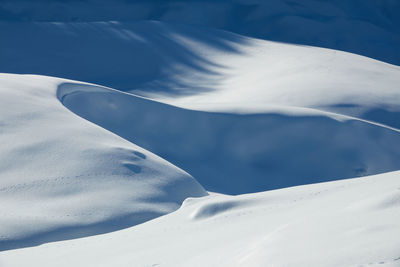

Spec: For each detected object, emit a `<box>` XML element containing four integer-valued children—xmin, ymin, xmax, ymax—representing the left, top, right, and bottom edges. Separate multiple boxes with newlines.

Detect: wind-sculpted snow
<box><xmin>0</xmin><ymin>74</ymin><xmax>207</xmax><ymax>251</ymax></box>
<box><xmin>51</xmin><ymin>25</ymin><xmax>400</xmax><ymax>195</ymax></box>
<box><xmin>0</xmin><ymin>21</ymin><xmax>246</xmax><ymax>94</ymax></box>
<box><xmin>0</xmin><ymin>12</ymin><xmax>399</xmax><ymax>262</ymax></box>
<box><xmin>2</xmin><ymin>171</ymin><xmax>399</xmax><ymax>266</ymax></box>
<box><xmin>58</xmin><ymin>82</ymin><xmax>400</xmax><ymax>194</ymax></box>
<box><xmin>1</xmin><ymin>20</ymin><xmax>399</xmax><ymax>129</ymax></box>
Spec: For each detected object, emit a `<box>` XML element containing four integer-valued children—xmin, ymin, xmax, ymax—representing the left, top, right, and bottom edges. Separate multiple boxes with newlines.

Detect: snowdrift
<box><xmin>2</xmin><ymin>171</ymin><xmax>399</xmax><ymax>266</ymax></box>
<box><xmin>59</xmin><ymin>82</ymin><xmax>400</xmax><ymax>194</ymax></box>
<box><xmin>0</xmin><ymin>74</ymin><xmax>206</xmax><ymax>251</ymax></box>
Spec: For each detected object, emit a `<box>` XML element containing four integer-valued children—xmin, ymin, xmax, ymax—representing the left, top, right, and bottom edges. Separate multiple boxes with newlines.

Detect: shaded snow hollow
<box><xmin>59</xmin><ymin>81</ymin><xmax>400</xmax><ymax>194</ymax></box>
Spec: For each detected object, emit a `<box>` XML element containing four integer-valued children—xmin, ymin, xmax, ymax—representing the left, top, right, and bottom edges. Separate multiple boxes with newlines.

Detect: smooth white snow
<box><xmin>1</xmin><ymin>171</ymin><xmax>399</xmax><ymax>266</ymax></box>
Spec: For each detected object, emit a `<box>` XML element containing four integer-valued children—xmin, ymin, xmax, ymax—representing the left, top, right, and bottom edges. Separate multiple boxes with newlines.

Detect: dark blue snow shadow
<box><xmin>0</xmin><ymin>0</ymin><xmax>399</xmax><ymax>65</ymax></box>
<box><xmin>58</xmin><ymin>83</ymin><xmax>400</xmax><ymax>195</ymax></box>
<box><xmin>221</xmin><ymin>0</ymin><xmax>400</xmax><ymax>65</ymax></box>
<box><xmin>0</xmin><ymin>20</ymin><xmax>247</xmax><ymax>96</ymax></box>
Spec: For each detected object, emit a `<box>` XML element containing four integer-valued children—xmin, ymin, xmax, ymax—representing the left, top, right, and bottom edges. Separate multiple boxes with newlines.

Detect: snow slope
<box><xmin>133</xmin><ymin>27</ymin><xmax>400</xmax><ymax>129</ymax></box>
<box><xmin>0</xmin><ymin>74</ymin><xmax>206</xmax><ymax>251</ymax></box>
<box><xmin>1</xmin><ymin>0</ymin><xmax>399</xmax><ymax>64</ymax></box>
<box><xmin>1</xmin><ymin>20</ymin><xmax>399</xmax><ymax>127</ymax></box>
<box><xmin>1</xmin><ymin>171</ymin><xmax>399</xmax><ymax>267</ymax></box>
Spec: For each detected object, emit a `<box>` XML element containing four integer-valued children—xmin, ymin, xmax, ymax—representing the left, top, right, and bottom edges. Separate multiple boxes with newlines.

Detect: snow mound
<box><xmin>59</xmin><ymin>82</ymin><xmax>400</xmax><ymax>194</ymax></box>
<box><xmin>2</xmin><ymin>171</ymin><xmax>399</xmax><ymax>266</ymax></box>
<box><xmin>0</xmin><ymin>74</ymin><xmax>207</xmax><ymax>251</ymax></box>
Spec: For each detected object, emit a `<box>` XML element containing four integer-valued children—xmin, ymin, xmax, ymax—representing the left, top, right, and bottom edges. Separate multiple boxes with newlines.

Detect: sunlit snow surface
<box><xmin>0</xmin><ymin>74</ymin><xmax>207</xmax><ymax>251</ymax></box>
<box><xmin>0</xmin><ymin>2</ymin><xmax>400</xmax><ymax>266</ymax></box>
<box><xmin>1</xmin><ymin>171</ymin><xmax>400</xmax><ymax>266</ymax></box>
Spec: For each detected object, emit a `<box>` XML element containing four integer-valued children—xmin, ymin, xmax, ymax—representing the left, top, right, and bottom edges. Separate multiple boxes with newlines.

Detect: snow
<box><xmin>0</xmin><ymin>74</ymin><xmax>206</xmax><ymax>251</ymax></box>
<box><xmin>1</xmin><ymin>171</ymin><xmax>399</xmax><ymax>266</ymax></box>
<box><xmin>1</xmin><ymin>0</ymin><xmax>399</xmax><ymax>64</ymax></box>
<box><xmin>1</xmin><ymin>20</ymin><xmax>399</xmax><ymax>195</ymax></box>
<box><xmin>0</xmin><ymin>1</ymin><xmax>399</xmax><ymax>266</ymax></box>
<box><xmin>1</xmin><ymin>20</ymin><xmax>399</xmax><ymax>126</ymax></box>
<box><xmin>59</xmin><ymin>80</ymin><xmax>400</xmax><ymax>195</ymax></box>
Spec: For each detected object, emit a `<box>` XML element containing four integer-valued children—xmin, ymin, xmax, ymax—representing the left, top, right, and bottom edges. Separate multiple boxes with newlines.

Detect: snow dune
<box><xmin>2</xmin><ymin>171</ymin><xmax>399</xmax><ymax>266</ymax></box>
<box><xmin>0</xmin><ymin>74</ymin><xmax>206</xmax><ymax>251</ymax></box>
